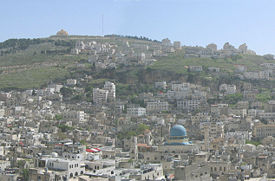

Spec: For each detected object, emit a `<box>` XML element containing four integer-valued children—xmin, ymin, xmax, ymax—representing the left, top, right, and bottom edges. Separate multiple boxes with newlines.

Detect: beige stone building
<box><xmin>253</xmin><ymin>123</ymin><xmax>275</xmax><ymax>139</ymax></box>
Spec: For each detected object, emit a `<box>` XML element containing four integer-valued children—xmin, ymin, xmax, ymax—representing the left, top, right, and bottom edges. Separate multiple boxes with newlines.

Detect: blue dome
<box><xmin>170</xmin><ymin>124</ymin><xmax>187</xmax><ymax>137</ymax></box>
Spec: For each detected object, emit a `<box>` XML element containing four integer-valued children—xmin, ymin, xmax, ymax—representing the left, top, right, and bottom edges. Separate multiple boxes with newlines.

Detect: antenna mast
<box><xmin>102</xmin><ymin>14</ymin><xmax>104</xmax><ymax>36</ymax></box>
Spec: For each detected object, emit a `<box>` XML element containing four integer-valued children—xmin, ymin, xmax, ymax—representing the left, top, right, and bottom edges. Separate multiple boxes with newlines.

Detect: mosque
<box><xmin>165</xmin><ymin>124</ymin><xmax>192</xmax><ymax>145</ymax></box>
<box><xmin>159</xmin><ymin>124</ymin><xmax>198</xmax><ymax>153</ymax></box>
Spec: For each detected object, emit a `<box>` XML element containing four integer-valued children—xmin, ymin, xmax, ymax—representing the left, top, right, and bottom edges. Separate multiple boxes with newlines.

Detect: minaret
<box><xmin>204</xmin><ymin>125</ymin><xmax>210</xmax><ymax>152</ymax></box>
<box><xmin>129</xmin><ymin>136</ymin><xmax>138</xmax><ymax>160</ymax></box>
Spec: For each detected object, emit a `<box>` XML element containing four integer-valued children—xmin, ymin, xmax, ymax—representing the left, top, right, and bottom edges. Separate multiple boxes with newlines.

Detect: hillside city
<box><xmin>0</xmin><ymin>29</ymin><xmax>275</xmax><ymax>181</ymax></box>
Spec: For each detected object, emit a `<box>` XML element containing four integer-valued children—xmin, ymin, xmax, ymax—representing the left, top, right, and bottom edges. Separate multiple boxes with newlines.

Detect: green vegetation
<box><xmin>116</xmin><ymin>83</ymin><xmax>155</xmax><ymax>99</ymax></box>
<box><xmin>80</xmin><ymin>140</ymin><xmax>87</xmax><ymax>145</ymax></box>
<box><xmin>0</xmin><ymin>51</ymin><xmax>86</xmax><ymax>66</ymax></box>
<box><xmin>0</xmin><ymin>67</ymin><xmax>68</xmax><ymax>90</ymax></box>
<box><xmin>105</xmin><ymin>34</ymin><xmax>159</xmax><ymax>42</ymax></box>
<box><xmin>55</xmin><ymin>114</ymin><xmax>63</xmax><ymax>121</ymax></box>
<box><xmin>150</xmin><ymin>52</ymin><xmax>235</xmax><ymax>73</ymax></box>
<box><xmin>0</xmin><ymin>38</ymin><xmax>47</xmax><ymax>51</ymax></box>
<box><xmin>0</xmin><ymin>36</ymin><xmax>274</xmax><ymax>92</ymax></box>
<box><xmin>150</xmin><ymin>52</ymin><xmax>275</xmax><ymax>74</ymax></box>
<box><xmin>256</xmin><ymin>91</ymin><xmax>271</xmax><ymax>102</ymax></box>
<box><xmin>0</xmin><ymin>37</ymin><xmax>90</xmax><ymax>90</ymax></box>
<box><xmin>224</xmin><ymin>93</ymin><xmax>243</xmax><ymax>105</ymax></box>
<box><xmin>245</xmin><ymin>140</ymin><xmax>261</xmax><ymax>146</ymax></box>
<box><xmin>21</xmin><ymin>169</ymin><xmax>30</xmax><ymax>181</ymax></box>
<box><xmin>58</xmin><ymin>124</ymin><xmax>73</xmax><ymax>132</ymax></box>
<box><xmin>60</xmin><ymin>87</ymin><xmax>75</xmax><ymax>97</ymax></box>
<box><xmin>87</xmin><ymin>78</ymin><xmax>109</xmax><ymax>88</ymax></box>
<box><xmin>117</xmin><ymin>123</ymin><xmax>149</xmax><ymax>139</ymax></box>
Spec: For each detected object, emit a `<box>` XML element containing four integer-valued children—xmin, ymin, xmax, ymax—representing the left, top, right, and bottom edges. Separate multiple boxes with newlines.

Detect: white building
<box><xmin>173</xmin><ymin>41</ymin><xmax>181</xmax><ymax>50</ymax></box>
<box><xmin>172</xmin><ymin>83</ymin><xmax>190</xmax><ymax>91</ymax></box>
<box><xmin>210</xmin><ymin>104</ymin><xmax>228</xmax><ymax>115</ymax></box>
<box><xmin>93</xmin><ymin>88</ymin><xmax>108</xmax><ymax>105</ymax></box>
<box><xmin>146</xmin><ymin>100</ymin><xmax>169</xmax><ymax>112</ymax></box>
<box><xmin>155</xmin><ymin>81</ymin><xmax>167</xmax><ymax>89</ymax></box>
<box><xmin>253</xmin><ymin>123</ymin><xmax>275</xmax><ymax>138</ymax></box>
<box><xmin>127</xmin><ymin>107</ymin><xmax>146</xmax><ymax>117</ymax></box>
<box><xmin>244</xmin><ymin>71</ymin><xmax>270</xmax><ymax>80</ymax></box>
<box><xmin>162</xmin><ymin>38</ymin><xmax>172</xmax><ymax>46</ymax></box>
<box><xmin>258</xmin><ymin>112</ymin><xmax>275</xmax><ymax>120</ymax></box>
<box><xmin>177</xmin><ymin>99</ymin><xmax>202</xmax><ymax>111</ymax></box>
<box><xmin>189</xmin><ymin>66</ymin><xmax>203</xmax><ymax>72</ymax></box>
<box><xmin>208</xmin><ymin>67</ymin><xmax>220</xmax><ymax>72</ymax></box>
<box><xmin>0</xmin><ymin>92</ymin><xmax>11</xmax><ymax>101</ymax></box>
<box><xmin>103</xmin><ymin>81</ymin><xmax>116</xmax><ymax>101</ymax></box>
<box><xmin>66</xmin><ymin>79</ymin><xmax>77</xmax><ymax>86</ymax></box>
<box><xmin>0</xmin><ymin>109</ymin><xmax>5</xmax><ymax>117</ymax></box>
<box><xmin>219</xmin><ymin>84</ymin><xmax>236</xmax><ymax>95</ymax></box>
<box><xmin>129</xmin><ymin>164</ymin><xmax>164</xmax><ymax>180</ymax></box>
<box><xmin>63</xmin><ymin>111</ymin><xmax>85</xmax><ymax>123</ymax></box>
<box><xmin>43</xmin><ymin>158</ymin><xmax>85</xmax><ymax>178</ymax></box>
<box><xmin>200</xmin><ymin>121</ymin><xmax>224</xmax><ymax>140</ymax></box>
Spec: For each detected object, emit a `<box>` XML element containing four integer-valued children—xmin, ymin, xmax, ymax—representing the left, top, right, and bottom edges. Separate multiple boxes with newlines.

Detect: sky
<box><xmin>0</xmin><ymin>0</ymin><xmax>275</xmax><ymax>55</ymax></box>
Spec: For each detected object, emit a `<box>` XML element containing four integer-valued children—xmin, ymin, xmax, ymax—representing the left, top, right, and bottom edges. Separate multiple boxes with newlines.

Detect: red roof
<box><xmin>86</xmin><ymin>148</ymin><xmax>101</xmax><ymax>153</ymax></box>
<box><xmin>86</xmin><ymin>149</ymin><xmax>96</xmax><ymax>153</ymax></box>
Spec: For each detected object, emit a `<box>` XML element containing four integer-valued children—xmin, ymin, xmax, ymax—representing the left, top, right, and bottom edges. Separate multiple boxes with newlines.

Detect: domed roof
<box><xmin>170</xmin><ymin>124</ymin><xmax>187</xmax><ymax>137</ymax></box>
<box><xmin>56</xmin><ymin>29</ymin><xmax>68</xmax><ymax>36</ymax></box>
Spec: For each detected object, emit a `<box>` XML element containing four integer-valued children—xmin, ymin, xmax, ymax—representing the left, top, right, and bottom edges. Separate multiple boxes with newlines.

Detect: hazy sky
<box><xmin>1</xmin><ymin>0</ymin><xmax>275</xmax><ymax>54</ymax></box>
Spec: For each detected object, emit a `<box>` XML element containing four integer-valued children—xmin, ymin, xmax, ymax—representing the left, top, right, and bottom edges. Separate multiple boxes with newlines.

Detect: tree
<box><xmin>60</xmin><ymin>87</ymin><xmax>73</xmax><ymax>97</ymax></box>
<box><xmin>58</xmin><ymin>124</ymin><xmax>73</xmax><ymax>132</ymax></box>
<box><xmin>224</xmin><ymin>93</ymin><xmax>243</xmax><ymax>105</ymax></box>
<box><xmin>22</xmin><ymin>169</ymin><xmax>29</xmax><ymax>181</ymax></box>
<box><xmin>55</xmin><ymin>114</ymin><xmax>63</xmax><ymax>121</ymax></box>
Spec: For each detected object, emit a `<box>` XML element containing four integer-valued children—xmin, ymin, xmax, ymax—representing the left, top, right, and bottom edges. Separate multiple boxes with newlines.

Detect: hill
<box><xmin>0</xmin><ymin>35</ymin><xmax>275</xmax><ymax>90</ymax></box>
<box><xmin>150</xmin><ymin>50</ymin><xmax>275</xmax><ymax>74</ymax></box>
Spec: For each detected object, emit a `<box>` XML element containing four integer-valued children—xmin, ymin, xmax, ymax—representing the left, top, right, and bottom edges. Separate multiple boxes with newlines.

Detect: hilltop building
<box><xmin>56</xmin><ymin>29</ymin><xmax>69</xmax><ymax>36</ymax></box>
